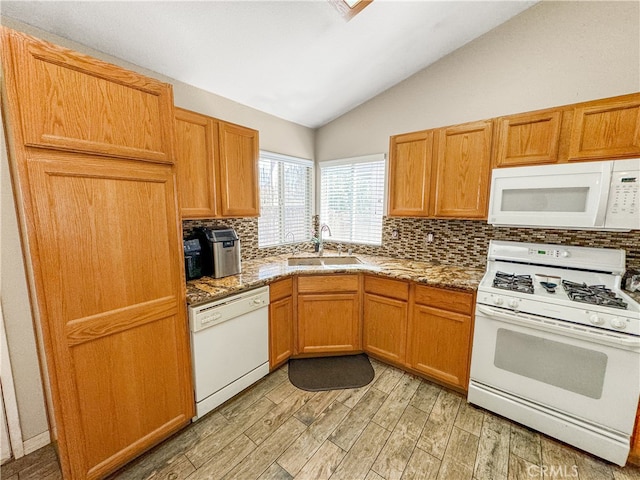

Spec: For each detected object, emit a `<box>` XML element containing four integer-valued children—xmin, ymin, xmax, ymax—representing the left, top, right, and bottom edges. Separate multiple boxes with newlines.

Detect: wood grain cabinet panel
<box><xmin>388</xmin><ymin>130</ymin><xmax>435</xmax><ymax>216</ymax></box>
<box><xmin>2</xmin><ymin>27</ymin><xmax>193</xmax><ymax>479</ymax></box>
<box><xmin>363</xmin><ymin>276</ymin><xmax>409</xmax><ymax>364</ymax></box>
<box><xmin>4</xmin><ymin>29</ymin><xmax>174</xmax><ymax>163</ymax></box>
<box><xmin>363</xmin><ymin>293</ymin><xmax>407</xmax><ymax>364</ymax></box>
<box><xmin>408</xmin><ymin>303</ymin><xmax>472</xmax><ymax>390</ymax></box>
<box><xmin>174</xmin><ymin>108</ymin><xmax>218</xmax><ymax>218</ymax></box>
<box><xmin>568</xmin><ymin>95</ymin><xmax>640</xmax><ymax>161</ymax></box>
<box><xmin>432</xmin><ymin>120</ymin><xmax>493</xmax><ymax>219</ymax></box>
<box><xmin>218</xmin><ymin>121</ymin><xmax>260</xmax><ymax>217</ymax></box>
<box><xmin>269</xmin><ymin>278</ymin><xmax>294</xmax><ymax>369</ymax></box>
<box><xmin>408</xmin><ymin>286</ymin><xmax>474</xmax><ymax>390</ymax></box>
<box><xmin>630</xmin><ymin>404</ymin><xmax>640</xmax><ymax>466</ymax></box>
<box><xmin>495</xmin><ymin>110</ymin><xmax>562</xmax><ymax>167</ymax></box>
<box><xmin>26</xmin><ymin>153</ymin><xmax>193</xmax><ymax>479</ymax></box>
<box><xmin>297</xmin><ymin>275</ymin><xmax>361</xmax><ymax>354</ymax></box>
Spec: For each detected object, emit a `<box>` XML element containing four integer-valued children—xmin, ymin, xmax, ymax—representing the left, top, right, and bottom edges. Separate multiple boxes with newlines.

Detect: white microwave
<box><xmin>488</xmin><ymin>158</ymin><xmax>639</xmax><ymax>231</ymax></box>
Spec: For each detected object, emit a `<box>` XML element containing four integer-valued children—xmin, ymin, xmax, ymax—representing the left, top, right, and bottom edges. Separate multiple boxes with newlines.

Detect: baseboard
<box><xmin>23</xmin><ymin>431</ymin><xmax>50</xmax><ymax>455</ymax></box>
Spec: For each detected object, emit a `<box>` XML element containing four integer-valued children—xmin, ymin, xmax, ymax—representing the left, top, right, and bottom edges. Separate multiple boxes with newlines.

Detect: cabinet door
<box><xmin>269</xmin><ymin>279</ymin><xmax>294</xmax><ymax>369</ymax></box>
<box><xmin>298</xmin><ymin>293</ymin><xmax>361</xmax><ymax>354</ymax></box>
<box><xmin>568</xmin><ymin>95</ymin><xmax>640</xmax><ymax>161</ymax></box>
<box><xmin>363</xmin><ymin>293</ymin><xmax>407</xmax><ymax>364</ymax></box>
<box><xmin>495</xmin><ymin>110</ymin><xmax>562</xmax><ymax>167</ymax></box>
<box><xmin>174</xmin><ymin>108</ymin><xmax>218</xmax><ymax>218</ymax></box>
<box><xmin>433</xmin><ymin>121</ymin><xmax>493</xmax><ymax>218</ymax></box>
<box><xmin>409</xmin><ymin>304</ymin><xmax>471</xmax><ymax>389</ymax></box>
<box><xmin>26</xmin><ymin>152</ymin><xmax>193</xmax><ymax>479</ymax></box>
<box><xmin>218</xmin><ymin>121</ymin><xmax>260</xmax><ymax>217</ymax></box>
<box><xmin>388</xmin><ymin>130</ymin><xmax>434</xmax><ymax>216</ymax></box>
<box><xmin>3</xmin><ymin>28</ymin><xmax>174</xmax><ymax>163</ymax></box>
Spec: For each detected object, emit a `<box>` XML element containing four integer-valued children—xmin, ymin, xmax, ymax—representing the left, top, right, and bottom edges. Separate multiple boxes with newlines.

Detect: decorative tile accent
<box><xmin>184</xmin><ymin>217</ymin><xmax>640</xmax><ymax>271</ymax></box>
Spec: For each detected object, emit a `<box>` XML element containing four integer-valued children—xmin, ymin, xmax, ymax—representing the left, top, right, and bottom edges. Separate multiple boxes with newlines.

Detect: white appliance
<box><xmin>488</xmin><ymin>158</ymin><xmax>639</xmax><ymax>231</ymax></box>
<box><xmin>188</xmin><ymin>286</ymin><xmax>270</xmax><ymax>419</ymax></box>
<box><xmin>468</xmin><ymin>241</ymin><xmax>640</xmax><ymax>466</ymax></box>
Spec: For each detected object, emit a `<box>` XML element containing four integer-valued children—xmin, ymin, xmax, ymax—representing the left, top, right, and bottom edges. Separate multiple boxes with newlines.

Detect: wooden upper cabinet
<box><xmin>218</xmin><ymin>121</ymin><xmax>260</xmax><ymax>217</ymax></box>
<box><xmin>173</xmin><ymin>109</ymin><xmax>259</xmax><ymax>218</ymax></box>
<box><xmin>3</xmin><ymin>28</ymin><xmax>175</xmax><ymax>163</ymax></box>
<box><xmin>432</xmin><ymin>120</ymin><xmax>493</xmax><ymax>218</ymax></box>
<box><xmin>568</xmin><ymin>94</ymin><xmax>640</xmax><ymax>161</ymax></box>
<box><xmin>494</xmin><ymin>110</ymin><xmax>562</xmax><ymax>167</ymax></box>
<box><xmin>174</xmin><ymin>108</ymin><xmax>218</xmax><ymax>218</ymax></box>
<box><xmin>388</xmin><ymin>130</ymin><xmax>434</xmax><ymax>216</ymax></box>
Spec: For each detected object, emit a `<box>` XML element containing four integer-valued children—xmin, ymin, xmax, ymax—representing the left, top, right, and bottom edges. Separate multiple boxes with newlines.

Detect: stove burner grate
<box><xmin>493</xmin><ymin>271</ymin><xmax>534</xmax><ymax>294</ymax></box>
<box><xmin>561</xmin><ymin>280</ymin><xmax>628</xmax><ymax>310</ymax></box>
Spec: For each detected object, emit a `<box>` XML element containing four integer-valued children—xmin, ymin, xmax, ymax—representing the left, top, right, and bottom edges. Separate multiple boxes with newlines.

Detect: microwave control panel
<box><xmin>606</xmin><ymin>166</ymin><xmax>639</xmax><ymax>230</ymax></box>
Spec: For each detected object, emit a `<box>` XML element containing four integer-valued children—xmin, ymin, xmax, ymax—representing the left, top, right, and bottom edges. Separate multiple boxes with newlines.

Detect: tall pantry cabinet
<box><xmin>1</xmin><ymin>27</ymin><xmax>194</xmax><ymax>479</ymax></box>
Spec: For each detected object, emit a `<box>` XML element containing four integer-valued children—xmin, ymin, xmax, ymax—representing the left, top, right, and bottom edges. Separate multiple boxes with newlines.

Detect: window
<box><xmin>320</xmin><ymin>154</ymin><xmax>386</xmax><ymax>245</ymax></box>
<box><xmin>258</xmin><ymin>151</ymin><xmax>313</xmax><ymax>247</ymax></box>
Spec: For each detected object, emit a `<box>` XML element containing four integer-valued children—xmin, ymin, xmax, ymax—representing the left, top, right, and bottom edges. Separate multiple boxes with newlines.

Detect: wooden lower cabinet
<box><xmin>269</xmin><ymin>278</ymin><xmax>294</xmax><ymax>369</ymax></box>
<box><xmin>630</xmin><ymin>404</ymin><xmax>640</xmax><ymax>466</ymax></box>
<box><xmin>408</xmin><ymin>285</ymin><xmax>474</xmax><ymax>390</ymax></box>
<box><xmin>363</xmin><ymin>276</ymin><xmax>409</xmax><ymax>364</ymax></box>
<box><xmin>297</xmin><ymin>275</ymin><xmax>361</xmax><ymax>354</ymax></box>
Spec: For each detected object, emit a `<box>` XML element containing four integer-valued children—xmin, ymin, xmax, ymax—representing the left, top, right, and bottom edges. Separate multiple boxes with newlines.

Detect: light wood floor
<box><xmin>3</xmin><ymin>359</ymin><xmax>640</xmax><ymax>480</ymax></box>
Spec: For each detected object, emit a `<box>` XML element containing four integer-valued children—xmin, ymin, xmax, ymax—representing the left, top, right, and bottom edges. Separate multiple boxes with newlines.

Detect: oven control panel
<box><xmin>477</xmin><ymin>291</ymin><xmax>640</xmax><ymax>336</ymax></box>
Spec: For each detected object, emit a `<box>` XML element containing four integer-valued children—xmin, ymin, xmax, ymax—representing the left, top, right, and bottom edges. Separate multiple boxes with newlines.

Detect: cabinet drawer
<box><xmin>364</xmin><ymin>276</ymin><xmax>409</xmax><ymax>301</ymax></box>
<box><xmin>270</xmin><ymin>277</ymin><xmax>293</xmax><ymax>302</ymax></box>
<box><xmin>297</xmin><ymin>275</ymin><xmax>359</xmax><ymax>293</ymax></box>
<box><xmin>414</xmin><ymin>285</ymin><xmax>473</xmax><ymax>314</ymax></box>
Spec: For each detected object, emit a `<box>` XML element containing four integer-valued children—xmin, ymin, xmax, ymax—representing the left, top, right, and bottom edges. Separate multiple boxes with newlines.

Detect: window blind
<box><xmin>320</xmin><ymin>154</ymin><xmax>386</xmax><ymax>245</ymax></box>
<box><xmin>258</xmin><ymin>151</ymin><xmax>313</xmax><ymax>247</ymax></box>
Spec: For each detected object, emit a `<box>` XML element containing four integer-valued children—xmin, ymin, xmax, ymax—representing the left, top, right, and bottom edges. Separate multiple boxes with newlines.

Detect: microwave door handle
<box><xmin>593</xmin><ymin>164</ymin><xmax>613</xmax><ymax>227</ymax></box>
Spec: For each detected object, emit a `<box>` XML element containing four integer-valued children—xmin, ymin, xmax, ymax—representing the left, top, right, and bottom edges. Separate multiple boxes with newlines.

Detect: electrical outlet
<box><xmin>425</xmin><ymin>232</ymin><xmax>434</xmax><ymax>243</ymax></box>
<box><xmin>391</xmin><ymin>229</ymin><xmax>399</xmax><ymax>239</ymax></box>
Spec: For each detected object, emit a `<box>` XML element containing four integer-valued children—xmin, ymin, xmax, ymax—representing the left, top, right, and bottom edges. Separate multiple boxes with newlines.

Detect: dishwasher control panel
<box><xmin>188</xmin><ymin>286</ymin><xmax>270</xmax><ymax>333</ymax></box>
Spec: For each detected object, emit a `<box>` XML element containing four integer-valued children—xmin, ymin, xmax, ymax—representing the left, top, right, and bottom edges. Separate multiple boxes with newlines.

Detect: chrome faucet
<box><xmin>318</xmin><ymin>223</ymin><xmax>332</xmax><ymax>256</ymax></box>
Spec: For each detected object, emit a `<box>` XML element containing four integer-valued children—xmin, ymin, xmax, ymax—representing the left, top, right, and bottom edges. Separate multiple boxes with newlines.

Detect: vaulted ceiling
<box><xmin>1</xmin><ymin>1</ymin><xmax>537</xmax><ymax>128</ymax></box>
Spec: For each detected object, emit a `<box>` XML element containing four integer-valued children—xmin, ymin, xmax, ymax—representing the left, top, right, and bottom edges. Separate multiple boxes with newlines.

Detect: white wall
<box><xmin>315</xmin><ymin>1</ymin><xmax>640</xmax><ymax>161</ymax></box>
<box><xmin>1</xmin><ymin>110</ymin><xmax>50</xmax><ymax>447</ymax></box>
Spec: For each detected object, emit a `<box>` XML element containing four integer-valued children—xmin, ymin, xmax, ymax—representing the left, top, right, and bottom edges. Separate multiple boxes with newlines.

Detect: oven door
<box><xmin>470</xmin><ymin>304</ymin><xmax>640</xmax><ymax>434</ymax></box>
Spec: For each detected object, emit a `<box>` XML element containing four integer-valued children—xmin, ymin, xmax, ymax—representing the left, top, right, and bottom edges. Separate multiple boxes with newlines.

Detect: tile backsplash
<box><xmin>183</xmin><ymin>217</ymin><xmax>640</xmax><ymax>271</ymax></box>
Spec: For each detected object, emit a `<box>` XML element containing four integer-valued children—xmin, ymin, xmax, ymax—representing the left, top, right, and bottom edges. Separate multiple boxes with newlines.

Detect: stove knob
<box><xmin>589</xmin><ymin>314</ymin><xmax>604</xmax><ymax>326</ymax></box>
<box><xmin>493</xmin><ymin>297</ymin><xmax>504</xmax><ymax>306</ymax></box>
<box><xmin>508</xmin><ymin>299</ymin><xmax>519</xmax><ymax>308</ymax></box>
<box><xmin>561</xmin><ymin>250</ymin><xmax>570</xmax><ymax>258</ymax></box>
<box><xmin>611</xmin><ymin>318</ymin><xmax>626</xmax><ymax>330</ymax></box>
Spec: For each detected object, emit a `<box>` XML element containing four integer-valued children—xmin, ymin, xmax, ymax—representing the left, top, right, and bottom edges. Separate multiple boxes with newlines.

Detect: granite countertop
<box><xmin>186</xmin><ymin>251</ymin><xmax>485</xmax><ymax>305</ymax></box>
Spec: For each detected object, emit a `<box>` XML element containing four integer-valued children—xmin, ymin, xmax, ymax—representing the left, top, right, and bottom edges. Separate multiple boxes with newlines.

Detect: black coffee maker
<box><xmin>183</xmin><ymin>237</ymin><xmax>204</xmax><ymax>280</ymax></box>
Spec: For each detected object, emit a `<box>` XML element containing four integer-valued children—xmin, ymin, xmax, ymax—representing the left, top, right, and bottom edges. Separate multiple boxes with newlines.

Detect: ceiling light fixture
<box><xmin>328</xmin><ymin>0</ymin><xmax>373</xmax><ymax>20</ymax></box>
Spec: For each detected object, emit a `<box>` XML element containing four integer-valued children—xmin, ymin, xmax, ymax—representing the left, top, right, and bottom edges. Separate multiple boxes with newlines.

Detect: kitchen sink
<box><xmin>287</xmin><ymin>257</ymin><xmax>324</xmax><ymax>266</ymax></box>
<box><xmin>321</xmin><ymin>256</ymin><xmax>362</xmax><ymax>265</ymax></box>
<box><xmin>287</xmin><ymin>256</ymin><xmax>363</xmax><ymax>267</ymax></box>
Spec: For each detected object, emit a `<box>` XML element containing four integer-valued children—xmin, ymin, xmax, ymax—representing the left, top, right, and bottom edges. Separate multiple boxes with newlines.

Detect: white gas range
<box><xmin>468</xmin><ymin>240</ymin><xmax>640</xmax><ymax>466</ymax></box>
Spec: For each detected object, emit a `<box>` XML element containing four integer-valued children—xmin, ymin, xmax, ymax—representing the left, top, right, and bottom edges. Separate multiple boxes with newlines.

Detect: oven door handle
<box><xmin>477</xmin><ymin>305</ymin><xmax>640</xmax><ymax>350</ymax></box>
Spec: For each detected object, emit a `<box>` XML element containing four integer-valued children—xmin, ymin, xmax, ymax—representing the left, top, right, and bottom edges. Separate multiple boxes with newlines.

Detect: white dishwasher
<box><xmin>188</xmin><ymin>286</ymin><xmax>270</xmax><ymax>419</ymax></box>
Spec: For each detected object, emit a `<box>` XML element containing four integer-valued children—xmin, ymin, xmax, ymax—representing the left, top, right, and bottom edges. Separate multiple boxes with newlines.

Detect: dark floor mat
<box><xmin>288</xmin><ymin>354</ymin><xmax>375</xmax><ymax>391</ymax></box>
